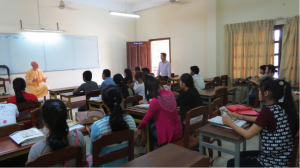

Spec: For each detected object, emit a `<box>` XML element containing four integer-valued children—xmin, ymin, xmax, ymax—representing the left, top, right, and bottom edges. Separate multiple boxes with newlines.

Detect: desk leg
<box><xmin>234</xmin><ymin>143</ymin><xmax>240</xmax><ymax>167</ymax></box>
<box><xmin>232</xmin><ymin>90</ymin><xmax>236</xmax><ymax>104</ymax></box>
<box><xmin>199</xmin><ymin>133</ymin><xmax>204</xmax><ymax>154</ymax></box>
<box><xmin>68</xmin><ymin>98</ymin><xmax>73</xmax><ymax>120</ymax></box>
<box><xmin>208</xmin><ymin>97</ymin><xmax>212</xmax><ymax>112</ymax></box>
<box><xmin>146</xmin><ymin>123</ymin><xmax>150</xmax><ymax>153</ymax></box>
<box><xmin>246</xmin><ymin>86</ymin><xmax>249</xmax><ymax>106</ymax></box>
<box><xmin>243</xmin><ymin>140</ymin><xmax>246</xmax><ymax>151</ymax></box>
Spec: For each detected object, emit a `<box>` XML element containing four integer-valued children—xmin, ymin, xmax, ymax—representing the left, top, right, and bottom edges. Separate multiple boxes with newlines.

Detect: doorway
<box><xmin>150</xmin><ymin>38</ymin><xmax>171</xmax><ymax>76</ymax></box>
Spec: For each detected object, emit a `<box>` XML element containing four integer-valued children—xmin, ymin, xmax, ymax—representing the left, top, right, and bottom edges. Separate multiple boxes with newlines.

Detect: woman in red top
<box><xmin>7</xmin><ymin>78</ymin><xmax>38</xmax><ymax>104</ymax></box>
<box><xmin>136</xmin><ymin>75</ymin><xmax>182</xmax><ymax>151</ymax></box>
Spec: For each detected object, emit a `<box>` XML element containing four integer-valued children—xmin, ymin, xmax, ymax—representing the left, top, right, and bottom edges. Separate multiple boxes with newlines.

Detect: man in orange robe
<box><xmin>25</xmin><ymin>61</ymin><xmax>48</xmax><ymax>98</ymax></box>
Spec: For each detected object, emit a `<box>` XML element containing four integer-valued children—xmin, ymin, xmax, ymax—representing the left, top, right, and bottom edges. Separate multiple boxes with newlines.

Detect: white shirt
<box><xmin>157</xmin><ymin>60</ymin><xmax>171</xmax><ymax>77</ymax></box>
<box><xmin>192</xmin><ymin>74</ymin><xmax>205</xmax><ymax>91</ymax></box>
<box><xmin>133</xmin><ymin>81</ymin><xmax>145</xmax><ymax>100</ymax></box>
<box><xmin>0</xmin><ymin>104</ymin><xmax>19</xmax><ymax>127</ymax></box>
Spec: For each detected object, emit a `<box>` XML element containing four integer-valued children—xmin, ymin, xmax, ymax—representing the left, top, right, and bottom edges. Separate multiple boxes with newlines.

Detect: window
<box><xmin>273</xmin><ymin>25</ymin><xmax>283</xmax><ymax>78</ymax></box>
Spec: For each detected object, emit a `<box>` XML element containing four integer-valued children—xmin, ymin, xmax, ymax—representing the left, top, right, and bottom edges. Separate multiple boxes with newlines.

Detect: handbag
<box><xmin>75</xmin><ymin>109</ymin><xmax>106</xmax><ymax>125</ymax></box>
<box><xmin>134</xmin><ymin>127</ymin><xmax>147</xmax><ymax>146</ymax></box>
<box><xmin>63</xmin><ymin>129</ymin><xmax>89</xmax><ymax>167</ymax></box>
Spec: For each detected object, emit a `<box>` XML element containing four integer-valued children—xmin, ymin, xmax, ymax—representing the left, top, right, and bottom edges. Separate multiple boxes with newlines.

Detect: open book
<box><xmin>208</xmin><ymin>116</ymin><xmax>247</xmax><ymax>130</ymax></box>
<box><xmin>219</xmin><ymin>106</ymin><xmax>238</xmax><ymax>121</ymax></box>
<box><xmin>10</xmin><ymin>128</ymin><xmax>46</xmax><ymax>146</ymax></box>
<box><xmin>67</xmin><ymin>119</ymin><xmax>85</xmax><ymax>131</ymax></box>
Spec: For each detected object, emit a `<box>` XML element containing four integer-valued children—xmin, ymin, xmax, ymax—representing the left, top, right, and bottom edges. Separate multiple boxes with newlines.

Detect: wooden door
<box><xmin>127</xmin><ymin>42</ymin><xmax>151</xmax><ymax>73</ymax></box>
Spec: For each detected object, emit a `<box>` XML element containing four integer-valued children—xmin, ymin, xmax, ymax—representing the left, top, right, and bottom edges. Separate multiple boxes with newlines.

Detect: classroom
<box><xmin>0</xmin><ymin>0</ymin><xmax>299</xmax><ymax>167</ymax></box>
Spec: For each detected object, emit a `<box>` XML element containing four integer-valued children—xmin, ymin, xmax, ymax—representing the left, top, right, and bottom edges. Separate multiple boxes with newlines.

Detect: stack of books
<box><xmin>208</xmin><ymin>106</ymin><xmax>247</xmax><ymax>130</ymax></box>
<box><xmin>10</xmin><ymin>128</ymin><xmax>46</xmax><ymax>146</ymax></box>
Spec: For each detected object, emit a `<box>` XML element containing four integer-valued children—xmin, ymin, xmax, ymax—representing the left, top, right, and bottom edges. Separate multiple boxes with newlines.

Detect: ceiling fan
<box><xmin>134</xmin><ymin>0</ymin><xmax>189</xmax><ymax>12</ymax></box>
<box><xmin>49</xmin><ymin>0</ymin><xmax>78</xmax><ymax>10</ymax></box>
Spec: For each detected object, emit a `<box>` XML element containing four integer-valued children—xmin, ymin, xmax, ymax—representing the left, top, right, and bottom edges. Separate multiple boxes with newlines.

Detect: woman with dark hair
<box><xmin>137</xmin><ymin>75</ymin><xmax>182</xmax><ymax>151</ymax></box>
<box><xmin>113</xmin><ymin>74</ymin><xmax>134</xmax><ymax>108</ymax></box>
<box><xmin>123</xmin><ymin>68</ymin><xmax>133</xmax><ymax>84</ymax></box>
<box><xmin>175</xmin><ymin>73</ymin><xmax>203</xmax><ymax>126</ymax></box>
<box><xmin>28</xmin><ymin>99</ymin><xmax>86</xmax><ymax>167</ymax></box>
<box><xmin>7</xmin><ymin>78</ymin><xmax>38</xmax><ymax>104</ymax></box>
<box><xmin>89</xmin><ymin>85</ymin><xmax>136</xmax><ymax>167</ymax></box>
<box><xmin>223</xmin><ymin>77</ymin><xmax>299</xmax><ymax>167</ymax></box>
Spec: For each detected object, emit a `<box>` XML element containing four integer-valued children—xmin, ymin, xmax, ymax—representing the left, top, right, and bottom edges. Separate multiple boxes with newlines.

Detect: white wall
<box><xmin>0</xmin><ymin>0</ymin><xmax>135</xmax><ymax>94</ymax></box>
<box><xmin>135</xmin><ymin>0</ymin><xmax>217</xmax><ymax>78</ymax></box>
<box><xmin>216</xmin><ymin>0</ymin><xmax>299</xmax><ymax>76</ymax></box>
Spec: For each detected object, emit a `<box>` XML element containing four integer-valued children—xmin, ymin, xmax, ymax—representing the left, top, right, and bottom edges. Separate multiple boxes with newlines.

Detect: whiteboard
<box><xmin>0</xmin><ymin>33</ymin><xmax>99</xmax><ymax>75</ymax></box>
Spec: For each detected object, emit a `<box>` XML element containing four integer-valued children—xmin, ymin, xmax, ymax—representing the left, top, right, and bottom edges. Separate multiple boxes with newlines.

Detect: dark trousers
<box><xmin>227</xmin><ymin>150</ymin><xmax>262</xmax><ymax>167</ymax></box>
<box><xmin>149</xmin><ymin>122</ymin><xmax>158</xmax><ymax>151</ymax></box>
<box><xmin>161</xmin><ymin>76</ymin><xmax>168</xmax><ymax>81</ymax></box>
<box><xmin>78</xmin><ymin>104</ymin><xmax>86</xmax><ymax>112</ymax></box>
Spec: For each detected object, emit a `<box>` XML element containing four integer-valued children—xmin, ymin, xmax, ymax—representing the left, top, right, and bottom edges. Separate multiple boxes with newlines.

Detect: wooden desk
<box><xmin>167</xmin><ymin>77</ymin><xmax>180</xmax><ymax>84</ymax></box>
<box><xmin>121</xmin><ymin>143</ymin><xmax>210</xmax><ymax>167</ymax></box>
<box><xmin>0</xmin><ymin>95</ymin><xmax>11</xmax><ymax>102</ymax></box>
<box><xmin>199</xmin><ymin>124</ymin><xmax>246</xmax><ymax>167</ymax></box>
<box><xmin>204</xmin><ymin>77</ymin><xmax>214</xmax><ymax>83</ymax></box>
<box><xmin>86</xmin><ymin>100</ymin><xmax>104</xmax><ymax>110</ymax></box>
<box><xmin>124</xmin><ymin>107</ymin><xmax>150</xmax><ymax>153</ymax></box>
<box><xmin>60</xmin><ymin>92</ymin><xmax>86</xmax><ymax>120</ymax></box>
<box><xmin>48</xmin><ymin>86</ymin><xmax>77</xmax><ymax>99</ymax></box>
<box><xmin>199</xmin><ymin>86</ymin><xmax>237</xmax><ymax>110</ymax></box>
<box><xmin>232</xmin><ymin>83</ymin><xmax>251</xmax><ymax>106</ymax></box>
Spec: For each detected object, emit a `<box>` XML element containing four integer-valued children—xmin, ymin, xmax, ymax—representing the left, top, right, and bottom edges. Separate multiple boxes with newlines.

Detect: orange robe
<box><xmin>26</xmin><ymin>68</ymin><xmax>48</xmax><ymax>98</ymax></box>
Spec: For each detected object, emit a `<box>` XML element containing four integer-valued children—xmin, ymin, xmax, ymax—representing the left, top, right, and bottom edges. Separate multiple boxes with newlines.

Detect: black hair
<box><xmin>42</xmin><ymin>99</ymin><xmax>69</xmax><ymax>151</ymax></box>
<box><xmin>102</xmin><ymin>85</ymin><xmax>129</xmax><ymax>132</ymax></box>
<box><xmin>190</xmin><ymin>66</ymin><xmax>200</xmax><ymax>74</ymax></box>
<box><xmin>161</xmin><ymin>53</ymin><xmax>166</xmax><ymax>57</ymax></box>
<box><xmin>260</xmin><ymin>77</ymin><xmax>299</xmax><ymax>137</ymax></box>
<box><xmin>135</xmin><ymin>66</ymin><xmax>140</xmax><ymax>72</ymax></box>
<box><xmin>135</xmin><ymin>72</ymin><xmax>143</xmax><ymax>81</ymax></box>
<box><xmin>180</xmin><ymin>73</ymin><xmax>194</xmax><ymax>88</ymax></box>
<box><xmin>124</xmin><ymin>69</ymin><xmax>133</xmax><ymax>79</ymax></box>
<box><xmin>12</xmin><ymin>78</ymin><xmax>27</xmax><ymax>103</ymax></box>
<box><xmin>103</xmin><ymin>69</ymin><xmax>111</xmax><ymax>78</ymax></box>
<box><xmin>143</xmin><ymin>75</ymin><xmax>161</xmax><ymax>100</ymax></box>
<box><xmin>141</xmin><ymin>68</ymin><xmax>150</xmax><ymax>74</ymax></box>
<box><xmin>113</xmin><ymin>74</ymin><xmax>129</xmax><ymax>99</ymax></box>
<box><xmin>259</xmin><ymin>65</ymin><xmax>266</xmax><ymax>73</ymax></box>
<box><xmin>83</xmin><ymin>70</ymin><xmax>92</xmax><ymax>81</ymax></box>
<box><xmin>267</xmin><ymin>64</ymin><xmax>277</xmax><ymax>74</ymax></box>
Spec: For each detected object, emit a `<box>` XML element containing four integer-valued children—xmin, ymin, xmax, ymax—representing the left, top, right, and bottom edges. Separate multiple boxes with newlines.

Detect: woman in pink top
<box><xmin>136</xmin><ymin>75</ymin><xmax>182</xmax><ymax>151</ymax></box>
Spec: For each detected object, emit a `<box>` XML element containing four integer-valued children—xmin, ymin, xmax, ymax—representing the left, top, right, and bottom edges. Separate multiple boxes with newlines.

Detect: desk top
<box><xmin>48</xmin><ymin>86</ymin><xmax>77</xmax><ymax>92</ymax></box>
<box><xmin>0</xmin><ymin>136</ymin><xmax>32</xmax><ymax>159</ymax></box>
<box><xmin>199</xmin><ymin>124</ymin><xmax>244</xmax><ymax>141</ymax></box>
<box><xmin>204</xmin><ymin>77</ymin><xmax>214</xmax><ymax>82</ymax></box>
<box><xmin>231</xmin><ymin>83</ymin><xmax>251</xmax><ymax>86</ymax></box>
<box><xmin>199</xmin><ymin>86</ymin><xmax>237</xmax><ymax>97</ymax></box>
<box><xmin>167</xmin><ymin>77</ymin><xmax>180</xmax><ymax>81</ymax></box>
<box><xmin>121</xmin><ymin>143</ymin><xmax>209</xmax><ymax>167</ymax></box>
<box><xmin>60</xmin><ymin>92</ymin><xmax>85</xmax><ymax>97</ymax></box>
<box><xmin>124</xmin><ymin>107</ymin><xmax>148</xmax><ymax>116</ymax></box>
<box><xmin>86</xmin><ymin>99</ymin><xmax>103</xmax><ymax>103</ymax></box>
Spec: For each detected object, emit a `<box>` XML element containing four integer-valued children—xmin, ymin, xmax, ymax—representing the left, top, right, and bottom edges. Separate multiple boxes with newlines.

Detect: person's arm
<box><xmin>137</xmin><ymin>99</ymin><xmax>158</xmax><ymax>129</ymax></box>
<box><xmin>157</xmin><ymin>62</ymin><xmax>161</xmax><ymax>77</ymax></box>
<box><xmin>98</xmin><ymin>81</ymin><xmax>105</xmax><ymax>89</ymax></box>
<box><xmin>167</xmin><ymin>62</ymin><xmax>171</xmax><ymax>77</ymax></box>
<box><xmin>230</xmin><ymin>112</ymin><xmax>257</xmax><ymax>122</ymax></box>
<box><xmin>39</xmin><ymin>70</ymin><xmax>47</xmax><ymax>82</ymax></box>
<box><xmin>26</xmin><ymin>70</ymin><xmax>33</xmax><ymax>85</ymax></box>
<box><xmin>249</xmin><ymin>79</ymin><xmax>260</xmax><ymax>86</ymax></box>
<box><xmin>73</xmin><ymin>84</ymin><xmax>84</xmax><ymax>95</ymax></box>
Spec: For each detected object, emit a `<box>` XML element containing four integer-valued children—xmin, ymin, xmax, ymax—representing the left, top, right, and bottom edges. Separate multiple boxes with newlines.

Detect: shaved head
<box><xmin>31</xmin><ymin>61</ymin><xmax>39</xmax><ymax>70</ymax></box>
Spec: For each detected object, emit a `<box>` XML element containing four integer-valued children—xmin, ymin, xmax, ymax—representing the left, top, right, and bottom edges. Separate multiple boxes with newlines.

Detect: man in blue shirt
<box><xmin>98</xmin><ymin>69</ymin><xmax>115</xmax><ymax>89</ymax></box>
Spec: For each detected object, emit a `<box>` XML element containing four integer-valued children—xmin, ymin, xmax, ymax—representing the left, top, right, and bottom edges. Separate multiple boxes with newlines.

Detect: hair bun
<box><xmin>279</xmin><ymin>81</ymin><xmax>285</xmax><ymax>86</ymax></box>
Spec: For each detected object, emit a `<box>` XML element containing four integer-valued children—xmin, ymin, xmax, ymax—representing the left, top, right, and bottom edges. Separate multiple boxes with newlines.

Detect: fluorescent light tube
<box><xmin>21</xmin><ymin>28</ymin><xmax>64</xmax><ymax>33</ymax></box>
<box><xmin>109</xmin><ymin>11</ymin><xmax>140</xmax><ymax>18</ymax></box>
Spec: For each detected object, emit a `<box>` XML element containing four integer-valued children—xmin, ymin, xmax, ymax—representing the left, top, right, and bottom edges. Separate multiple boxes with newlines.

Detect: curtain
<box><xmin>279</xmin><ymin>15</ymin><xmax>299</xmax><ymax>85</ymax></box>
<box><xmin>224</xmin><ymin>20</ymin><xmax>275</xmax><ymax>102</ymax></box>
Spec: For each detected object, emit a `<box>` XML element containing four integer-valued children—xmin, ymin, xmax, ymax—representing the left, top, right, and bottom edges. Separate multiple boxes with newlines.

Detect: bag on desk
<box><xmin>75</xmin><ymin>109</ymin><xmax>106</xmax><ymax>125</ymax></box>
<box><xmin>134</xmin><ymin>127</ymin><xmax>147</xmax><ymax>146</ymax></box>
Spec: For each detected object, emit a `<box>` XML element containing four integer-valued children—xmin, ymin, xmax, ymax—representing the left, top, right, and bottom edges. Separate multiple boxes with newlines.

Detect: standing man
<box><xmin>157</xmin><ymin>53</ymin><xmax>171</xmax><ymax>81</ymax></box>
<box><xmin>26</xmin><ymin>61</ymin><xmax>48</xmax><ymax>98</ymax></box>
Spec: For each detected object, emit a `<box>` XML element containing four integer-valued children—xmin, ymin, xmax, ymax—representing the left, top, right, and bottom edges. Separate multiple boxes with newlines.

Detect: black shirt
<box><xmin>176</xmin><ymin>87</ymin><xmax>203</xmax><ymax>122</ymax></box>
<box><xmin>124</xmin><ymin>76</ymin><xmax>133</xmax><ymax>84</ymax></box>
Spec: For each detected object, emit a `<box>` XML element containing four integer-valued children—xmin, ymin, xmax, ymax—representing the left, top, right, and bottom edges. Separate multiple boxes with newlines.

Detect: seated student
<box><xmin>175</xmin><ymin>74</ymin><xmax>203</xmax><ymax>127</ymax></box>
<box><xmin>135</xmin><ymin>66</ymin><xmax>140</xmax><ymax>72</ymax></box>
<box><xmin>88</xmin><ymin>85</ymin><xmax>136</xmax><ymax>167</ymax></box>
<box><xmin>28</xmin><ymin>99</ymin><xmax>86</xmax><ymax>167</ymax></box>
<box><xmin>141</xmin><ymin>67</ymin><xmax>154</xmax><ymax>77</ymax></box>
<box><xmin>133</xmin><ymin>72</ymin><xmax>145</xmax><ymax>100</ymax></box>
<box><xmin>190</xmin><ymin>66</ymin><xmax>205</xmax><ymax>92</ymax></box>
<box><xmin>137</xmin><ymin>75</ymin><xmax>182</xmax><ymax>151</ymax></box>
<box><xmin>7</xmin><ymin>78</ymin><xmax>38</xmax><ymax>104</ymax></box>
<box><xmin>99</xmin><ymin>69</ymin><xmax>115</xmax><ymax>89</ymax></box>
<box><xmin>223</xmin><ymin>77</ymin><xmax>299</xmax><ymax>167</ymax></box>
<box><xmin>73</xmin><ymin>70</ymin><xmax>98</xmax><ymax>111</ymax></box>
<box><xmin>113</xmin><ymin>74</ymin><xmax>134</xmax><ymax>108</ymax></box>
<box><xmin>124</xmin><ymin>68</ymin><xmax>133</xmax><ymax>84</ymax></box>
<box><xmin>0</xmin><ymin>103</ymin><xmax>19</xmax><ymax>127</ymax></box>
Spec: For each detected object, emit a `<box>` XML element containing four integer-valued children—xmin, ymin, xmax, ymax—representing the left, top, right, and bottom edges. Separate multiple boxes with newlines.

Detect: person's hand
<box><xmin>139</xmin><ymin>100</ymin><xmax>148</xmax><ymax>104</ymax></box>
<box><xmin>43</xmin><ymin>77</ymin><xmax>47</xmax><ymax>81</ymax></box>
<box><xmin>230</xmin><ymin>112</ymin><xmax>242</xmax><ymax>120</ymax></box>
<box><xmin>222</xmin><ymin>115</ymin><xmax>234</xmax><ymax>126</ymax></box>
<box><xmin>173</xmin><ymin>91</ymin><xmax>179</xmax><ymax>97</ymax></box>
<box><xmin>32</xmin><ymin>78</ymin><xmax>39</xmax><ymax>82</ymax></box>
<box><xmin>135</xmin><ymin>128</ymin><xmax>139</xmax><ymax>132</ymax></box>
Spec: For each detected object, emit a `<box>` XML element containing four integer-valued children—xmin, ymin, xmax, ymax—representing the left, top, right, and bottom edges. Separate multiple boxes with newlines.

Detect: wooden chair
<box><xmin>170</xmin><ymin>83</ymin><xmax>180</xmax><ymax>93</ymax></box>
<box><xmin>205</xmin><ymin>82</ymin><xmax>214</xmax><ymax>89</ymax></box>
<box><xmin>31</xmin><ymin>108</ymin><xmax>42</xmax><ymax>128</ymax></box>
<box><xmin>220</xmin><ymin>75</ymin><xmax>228</xmax><ymax>86</ymax></box>
<box><xmin>16</xmin><ymin>101</ymin><xmax>41</xmax><ymax>111</ymax></box>
<box><xmin>171</xmin><ymin>73</ymin><xmax>175</xmax><ymax>77</ymax></box>
<box><xmin>92</xmin><ymin>129</ymin><xmax>134</xmax><ymax>167</ymax></box>
<box><xmin>289</xmin><ymin>129</ymin><xmax>300</xmax><ymax>167</ymax></box>
<box><xmin>0</xmin><ymin>77</ymin><xmax>7</xmax><ymax>93</ymax></box>
<box><xmin>213</xmin><ymin>88</ymin><xmax>228</xmax><ymax>105</ymax></box>
<box><xmin>124</xmin><ymin>95</ymin><xmax>143</xmax><ymax>109</ymax></box>
<box><xmin>160</xmin><ymin>81</ymin><xmax>167</xmax><ymax>86</ymax></box>
<box><xmin>172</xmin><ymin>106</ymin><xmax>208</xmax><ymax>150</ymax></box>
<box><xmin>26</xmin><ymin>146</ymin><xmax>83</xmax><ymax>167</ymax></box>
<box><xmin>85</xmin><ymin>89</ymin><xmax>101</xmax><ymax>110</ymax></box>
<box><xmin>0</xmin><ymin>123</ymin><xmax>25</xmax><ymax>138</ymax></box>
<box><xmin>213</xmin><ymin>76</ymin><xmax>221</xmax><ymax>87</ymax></box>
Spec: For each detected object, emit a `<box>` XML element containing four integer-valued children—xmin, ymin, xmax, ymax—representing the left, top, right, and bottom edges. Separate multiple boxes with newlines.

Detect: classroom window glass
<box><xmin>273</xmin><ymin>25</ymin><xmax>283</xmax><ymax>79</ymax></box>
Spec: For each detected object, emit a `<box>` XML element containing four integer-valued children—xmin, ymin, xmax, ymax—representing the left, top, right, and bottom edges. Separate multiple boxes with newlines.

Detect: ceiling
<box><xmin>108</xmin><ymin>0</ymin><xmax>146</xmax><ymax>4</ymax></box>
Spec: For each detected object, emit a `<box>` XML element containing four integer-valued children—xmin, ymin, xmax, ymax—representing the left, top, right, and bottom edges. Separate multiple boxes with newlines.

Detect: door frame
<box><xmin>149</xmin><ymin>37</ymin><xmax>171</xmax><ymax>63</ymax></box>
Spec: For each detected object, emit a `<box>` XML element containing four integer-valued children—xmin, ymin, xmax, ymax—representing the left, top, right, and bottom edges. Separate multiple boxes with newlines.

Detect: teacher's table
<box><xmin>121</xmin><ymin>143</ymin><xmax>210</xmax><ymax>167</ymax></box>
<box><xmin>199</xmin><ymin>124</ymin><xmax>246</xmax><ymax>167</ymax></box>
<box><xmin>124</xmin><ymin>107</ymin><xmax>150</xmax><ymax>153</ymax></box>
